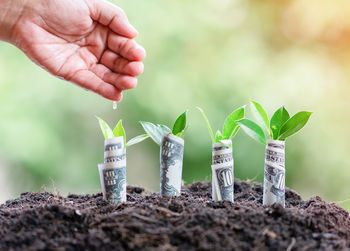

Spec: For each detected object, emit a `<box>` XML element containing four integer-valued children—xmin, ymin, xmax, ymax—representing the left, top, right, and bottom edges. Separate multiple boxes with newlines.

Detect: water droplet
<box><xmin>113</xmin><ymin>101</ymin><xmax>117</xmax><ymax>110</ymax></box>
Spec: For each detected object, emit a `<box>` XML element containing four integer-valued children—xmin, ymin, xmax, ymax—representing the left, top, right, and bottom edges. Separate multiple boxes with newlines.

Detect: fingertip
<box><xmin>127</xmin><ymin>76</ymin><xmax>138</xmax><ymax>89</ymax></box>
<box><xmin>116</xmin><ymin>17</ymin><xmax>138</xmax><ymax>39</ymax></box>
<box><xmin>130</xmin><ymin>77</ymin><xmax>138</xmax><ymax>89</ymax></box>
<box><xmin>117</xmin><ymin>75</ymin><xmax>138</xmax><ymax>90</ymax></box>
<box><xmin>100</xmin><ymin>83</ymin><xmax>123</xmax><ymax>101</ymax></box>
<box><xmin>116</xmin><ymin>92</ymin><xmax>123</xmax><ymax>102</ymax></box>
<box><xmin>126</xmin><ymin>24</ymin><xmax>138</xmax><ymax>38</ymax></box>
<box><xmin>130</xmin><ymin>45</ymin><xmax>146</xmax><ymax>61</ymax></box>
<box><xmin>110</xmin><ymin>90</ymin><xmax>123</xmax><ymax>102</ymax></box>
<box><xmin>127</xmin><ymin>62</ymin><xmax>144</xmax><ymax>76</ymax></box>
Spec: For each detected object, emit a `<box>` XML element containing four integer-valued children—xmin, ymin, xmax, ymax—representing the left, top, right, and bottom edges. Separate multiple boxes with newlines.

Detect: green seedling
<box><xmin>97</xmin><ymin>117</ymin><xmax>150</xmax><ymax>147</ymax></box>
<box><xmin>237</xmin><ymin>100</ymin><xmax>312</xmax><ymax>144</ymax></box>
<box><xmin>139</xmin><ymin>110</ymin><xmax>188</xmax><ymax>145</ymax></box>
<box><xmin>197</xmin><ymin>106</ymin><xmax>246</xmax><ymax>144</ymax></box>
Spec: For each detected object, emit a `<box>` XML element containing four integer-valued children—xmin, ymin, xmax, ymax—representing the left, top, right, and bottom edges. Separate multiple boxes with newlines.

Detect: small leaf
<box><xmin>250</xmin><ymin>100</ymin><xmax>270</xmax><ymax>135</ymax></box>
<box><xmin>139</xmin><ymin>121</ymin><xmax>171</xmax><ymax>145</ymax></box>
<box><xmin>113</xmin><ymin>120</ymin><xmax>126</xmax><ymax>145</ymax></box>
<box><xmin>96</xmin><ymin>116</ymin><xmax>114</xmax><ymax>139</ymax></box>
<box><xmin>237</xmin><ymin>119</ymin><xmax>266</xmax><ymax>145</ymax></box>
<box><xmin>222</xmin><ymin>105</ymin><xmax>246</xmax><ymax>140</ymax></box>
<box><xmin>172</xmin><ymin>110</ymin><xmax>188</xmax><ymax>135</ymax></box>
<box><xmin>278</xmin><ymin>111</ymin><xmax>312</xmax><ymax>140</ymax></box>
<box><xmin>197</xmin><ymin>107</ymin><xmax>215</xmax><ymax>143</ymax></box>
<box><xmin>270</xmin><ymin>106</ymin><xmax>290</xmax><ymax>140</ymax></box>
<box><xmin>215</xmin><ymin>130</ymin><xmax>223</xmax><ymax>143</ymax></box>
<box><xmin>158</xmin><ymin>124</ymin><xmax>172</xmax><ymax>133</ymax></box>
<box><xmin>230</xmin><ymin>126</ymin><xmax>240</xmax><ymax>139</ymax></box>
<box><xmin>176</xmin><ymin>125</ymin><xmax>188</xmax><ymax>138</ymax></box>
<box><xmin>126</xmin><ymin>134</ymin><xmax>150</xmax><ymax>147</ymax></box>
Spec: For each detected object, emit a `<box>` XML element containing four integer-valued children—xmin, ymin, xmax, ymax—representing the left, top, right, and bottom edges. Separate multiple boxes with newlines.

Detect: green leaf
<box><xmin>172</xmin><ymin>110</ymin><xmax>188</xmax><ymax>135</ymax></box>
<box><xmin>113</xmin><ymin>120</ymin><xmax>126</xmax><ymax>145</ymax></box>
<box><xmin>158</xmin><ymin>124</ymin><xmax>171</xmax><ymax>132</ymax></box>
<box><xmin>96</xmin><ymin>116</ymin><xmax>114</xmax><ymax>139</ymax></box>
<box><xmin>126</xmin><ymin>134</ymin><xmax>150</xmax><ymax>147</ymax></box>
<box><xmin>222</xmin><ymin>105</ymin><xmax>246</xmax><ymax>140</ymax></box>
<box><xmin>176</xmin><ymin>125</ymin><xmax>188</xmax><ymax>138</ymax></box>
<box><xmin>196</xmin><ymin>107</ymin><xmax>215</xmax><ymax>143</ymax></box>
<box><xmin>215</xmin><ymin>130</ymin><xmax>223</xmax><ymax>143</ymax></box>
<box><xmin>250</xmin><ymin>100</ymin><xmax>270</xmax><ymax>135</ymax></box>
<box><xmin>270</xmin><ymin>106</ymin><xmax>290</xmax><ymax>140</ymax></box>
<box><xmin>139</xmin><ymin>121</ymin><xmax>171</xmax><ymax>145</ymax></box>
<box><xmin>237</xmin><ymin>119</ymin><xmax>266</xmax><ymax>145</ymax></box>
<box><xmin>278</xmin><ymin>111</ymin><xmax>312</xmax><ymax>140</ymax></box>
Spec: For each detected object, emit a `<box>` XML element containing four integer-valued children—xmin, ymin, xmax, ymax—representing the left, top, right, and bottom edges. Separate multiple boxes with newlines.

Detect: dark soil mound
<box><xmin>0</xmin><ymin>180</ymin><xmax>349</xmax><ymax>251</ymax></box>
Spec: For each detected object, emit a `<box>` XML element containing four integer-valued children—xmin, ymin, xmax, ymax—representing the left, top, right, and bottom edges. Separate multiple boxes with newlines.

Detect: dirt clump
<box><xmin>0</xmin><ymin>179</ymin><xmax>349</xmax><ymax>250</ymax></box>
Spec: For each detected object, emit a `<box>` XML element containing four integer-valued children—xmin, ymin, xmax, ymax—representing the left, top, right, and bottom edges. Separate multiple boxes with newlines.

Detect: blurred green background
<box><xmin>0</xmin><ymin>0</ymin><xmax>349</xmax><ymax>211</ymax></box>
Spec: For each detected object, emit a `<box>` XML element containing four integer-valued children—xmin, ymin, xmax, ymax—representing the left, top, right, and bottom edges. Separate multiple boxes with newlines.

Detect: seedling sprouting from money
<box><xmin>197</xmin><ymin>106</ymin><xmax>245</xmax><ymax>202</ymax></box>
<box><xmin>96</xmin><ymin>117</ymin><xmax>150</xmax><ymax>204</ymax></box>
<box><xmin>237</xmin><ymin>100</ymin><xmax>312</xmax><ymax>207</ymax></box>
<box><xmin>140</xmin><ymin>110</ymin><xmax>188</xmax><ymax>197</ymax></box>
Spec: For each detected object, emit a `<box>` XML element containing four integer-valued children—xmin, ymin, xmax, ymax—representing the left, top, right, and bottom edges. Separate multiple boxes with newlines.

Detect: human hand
<box><xmin>0</xmin><ymin>0</ymin><xmax>146</xmax><ymax>101</ymax></box>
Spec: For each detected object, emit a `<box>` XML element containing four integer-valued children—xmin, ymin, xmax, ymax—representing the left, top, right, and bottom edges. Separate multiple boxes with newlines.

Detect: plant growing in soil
<box><xmin>140</xmin><ymin>111</ymin><xmax>188</xmax><ymax>197</ymax></box>
<box><xmin>139</xmin><ymin>110</ymin><xmax>188</xmax><ymax>145</ymax></box>
<box><xmin>237</xmin><ymin>100</ymin><xmax>312</xmax><ymax>207</ymax></box>
<box><xmin>96</xmin><ymin>117</ymin><xmax>150</xmax><ymax>205</ymax></box>
<box><xmin>197</xmin><ymin>106</ymin><xmax>245</xmax><ymax>145</ymax></box>
<box><xmin>197</xmin><ymin>106</ymin><xmax>245</xmax><ymax>202</ymax></box>
<box><xmin>97</xmin><ymin>117</ymin><xmax>150</xmax><ymax>147</ymax></box>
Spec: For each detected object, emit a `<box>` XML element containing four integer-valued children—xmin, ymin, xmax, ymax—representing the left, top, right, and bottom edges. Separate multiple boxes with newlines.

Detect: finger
<box><xmin>91</xmin><ymin>64</ymin><xmax>138</xmax><ymax>90</ymax></box>
<box><xmin>100</xmin><ymin>50</ymin><xmax>144</xmax><ymax>77</ymax></box>
<box><xmin>88</xmin><ymin>0</ymin><xmax>138</xmax><ymax>38</ymax></box>
<box><xmin>68</xmin><ymin>69</ymin><xmax>122</xmax><ymax>101</ymax></box>
<box><xmin>108</xmin><ymin>33</ymin><xmax>146</xmax><ymax>61</ymax></box>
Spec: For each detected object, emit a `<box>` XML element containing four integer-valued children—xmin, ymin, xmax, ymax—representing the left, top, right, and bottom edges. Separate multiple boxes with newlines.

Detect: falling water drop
<box><xmin>113</xmin><ymin>101</ymin><xmax>117</xmax><ymax>110</ymax></box>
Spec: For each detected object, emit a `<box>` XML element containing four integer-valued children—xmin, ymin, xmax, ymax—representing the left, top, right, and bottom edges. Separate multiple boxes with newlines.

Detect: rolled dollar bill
<box><xmin>98</xmin><ymin>160</ymin><xmax>127</xmax><ymax>205</ymax></box>
<box><xmin>160</xmin><ymin>133</ymin><xmax>184</xmax><ymax>197</ymax></box>
<box><xmin>211</xmin><ymin>162</ymin><xmax>234</xmax><ymax>202</ymax></box>
<box><xmin>212</xmin><ymin>140</ymin><xmax>233</xmax><ymax>165</ymax></box>
<box><xmin>211</xmin><ymin>140</ymin><xmax>234</xmax><ymax>202</ymax></box>
<box><xmin>263</xmin><ymin>139</ymin><xmax>285</xmax><ymax>207</ymax></box>
<box><xmin>104</xmin><ymin>137</ymin><xmax>125</xmax><ymax>162</ymax></box>
<box><xmin>99</xmin><ymin>136</ymin><xmax>127</xmax><ymax>204</ymax></box>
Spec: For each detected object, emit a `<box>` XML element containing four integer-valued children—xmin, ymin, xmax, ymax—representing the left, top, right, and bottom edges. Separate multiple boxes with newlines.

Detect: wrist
<box><xmin>0</xmin><ymin>0</ymin><xmax>27</xmax><ymax>43</ymax></box>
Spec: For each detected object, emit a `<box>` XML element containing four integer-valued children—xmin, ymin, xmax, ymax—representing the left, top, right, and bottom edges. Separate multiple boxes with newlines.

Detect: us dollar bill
<box><xmin>263</xmin><ymin>139</ymin><xmax>285</xmax><ymax>207</ymax></box>
<box><xmin>211</xmin><ymin>162</ymin><xmax>234</xmax><ymax>202</ymax></box>
<box><xmin>212</xmin><ymin>140</ymin><xmax>232</xmax><ymax>153</ymax></box>
<box><xmin>160</xmin><ymin>133</ymin><xmax>184</xmax><ymax>197</ymax></box>
<box><xmin>211</xmin><ymin>140</ymin><xmax>234</xmax><ymax>202</ymax></box>
<box><xmin>212</xmin><ymin>149</ymin><xmax>233</xmax><ymax>165</ymax></box>
<box><xmin>98</xmin><ymin>136</ymin><xmax>127</xmax><ymax>204</ymax></box>
<box><xmin>104</xmin><ymin>137</ymin><xmax>125</xmax><ymax>163</ymax></box>
<box><xmin>98</xmin><ymin>161</ymin><xmax>127</xmax><ymax>205</ymax></box>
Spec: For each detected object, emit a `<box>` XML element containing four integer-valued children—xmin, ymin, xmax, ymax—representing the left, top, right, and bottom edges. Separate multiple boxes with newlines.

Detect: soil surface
<box><xmin>0</xmin><ymin>180</ymin><xmax>349</xmax><ymax>251</ymax></box>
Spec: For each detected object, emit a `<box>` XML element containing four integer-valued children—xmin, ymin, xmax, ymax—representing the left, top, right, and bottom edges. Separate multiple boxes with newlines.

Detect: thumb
<box><xmin>88</xmin><ymin>0</ymin><xmax>138</xmax><ymax>38</ymax></box>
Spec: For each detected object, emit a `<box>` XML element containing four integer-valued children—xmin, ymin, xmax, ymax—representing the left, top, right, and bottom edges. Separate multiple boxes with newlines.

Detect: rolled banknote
<box><xmin>98</xmin><ymin>160</ymin><xmax>127</xmax><ymax>205</ymax></box>
<box><xmin>263</xmin><ymin>139</ymin><xmax>285</xmax><ymax>207</ymax></box>
<box><xmin>212</xmin><ymin>140</ymin><xmax>233</xmax><ymax>165</ymax></box>
<box><xmin>98</xmin><ymin>136</ymin><xmax>127</xmax><ymax>204</ymax></box>
<box><xmin>104</xmin><ymin>137</ymin><xmax>125</xmax><ymax>163</ymax></box>
<box><xmin>211</xmin><ymin>140</ymin><xmax>234</xmax><ymax>202</ymax></box>
<box><xmin>160</xmin><ymin>133</ymin><xmax>184</xmax><ymax>197</ymax></box>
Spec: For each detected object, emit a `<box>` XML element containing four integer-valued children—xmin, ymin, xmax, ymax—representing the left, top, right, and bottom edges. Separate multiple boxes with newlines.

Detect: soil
<box><xmin>0</xmin><ymin>180</ymin><xmax>349</xmax><ymax>251</ymax></box>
